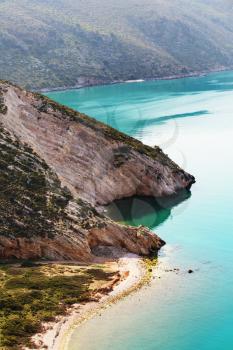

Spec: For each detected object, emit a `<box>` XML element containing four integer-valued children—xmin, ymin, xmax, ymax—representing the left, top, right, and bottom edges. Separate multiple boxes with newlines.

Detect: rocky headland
<box><xmin>0</xmin><ymin>80</ymin><xmax>195</xmax><ymax>262</ymax></box>
<box><xmin>0</xmin><ymin>80</ymin><xmax>196</xmax><ymax>349</ymax></box>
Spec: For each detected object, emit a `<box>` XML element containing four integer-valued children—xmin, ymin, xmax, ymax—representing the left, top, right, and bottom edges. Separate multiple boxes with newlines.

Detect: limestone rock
<box><xmin>0</xmin><ymin>81</ymin><xmax>195</xmax><ymax>261</ymax></box>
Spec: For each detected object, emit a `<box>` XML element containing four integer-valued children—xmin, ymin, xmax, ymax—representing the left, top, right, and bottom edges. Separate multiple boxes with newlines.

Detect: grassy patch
<box><xmin>0</xmin><ymin>263</ymin><xmax>116</xmax><ymax>349</ymax></box>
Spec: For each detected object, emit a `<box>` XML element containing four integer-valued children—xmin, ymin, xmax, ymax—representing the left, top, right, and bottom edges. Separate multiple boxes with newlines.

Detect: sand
<box><xmin>30</xmin><ymin>252</ymin><xmax>146</xmax><ymax>350</ymax></box>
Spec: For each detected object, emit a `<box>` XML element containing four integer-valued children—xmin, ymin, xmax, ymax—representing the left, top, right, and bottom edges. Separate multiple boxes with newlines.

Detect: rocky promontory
<box><xmin>0</xmin><ymin>81</ymin><xmax>195</xmax><ymax>261</ymax></box>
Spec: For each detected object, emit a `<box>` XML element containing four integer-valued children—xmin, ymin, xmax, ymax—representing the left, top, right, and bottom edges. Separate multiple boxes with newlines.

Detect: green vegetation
<box><xmin>0</xmin><ymin>0</ymin><xmax>233</xmax><ymax>89</ymax></box>
<box><xmin>0</xmin><ymin>88</ymin><xmax>7</xmax><ymax>114</ymax></box>
<box><xmin>0</xmin><ymin>263</ymin><xmax>116</xmax><ymax>348</ymax></box>
<box><xmin>0</xmin><ymin>126</ymin><xmax>73</xmax><ymax>239</ymax></box>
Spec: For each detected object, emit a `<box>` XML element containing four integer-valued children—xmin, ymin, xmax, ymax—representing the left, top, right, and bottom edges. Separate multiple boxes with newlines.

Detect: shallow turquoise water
<box><xmin>47</xmin><ymin>71</ymin><xmax>233</xmax><ymax>350</ymax></box>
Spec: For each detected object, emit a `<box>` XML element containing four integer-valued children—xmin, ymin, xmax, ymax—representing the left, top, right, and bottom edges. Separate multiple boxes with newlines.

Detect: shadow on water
<box><xmin>122</xmin><ymin>109</ymin><xmax>209</xmax><ymax>137</ymax></box>
<box><xmin>141</xmin><ymin>110</ymin><xmax>209</xmax><ymax>124</ymax></box>
<box><xmin>105</xmin><ymin>189</ymin><xmax>191</xmax><ymax>230</ymax></box>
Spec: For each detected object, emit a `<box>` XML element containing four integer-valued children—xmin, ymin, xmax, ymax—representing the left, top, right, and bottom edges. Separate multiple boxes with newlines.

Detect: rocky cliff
<box><xmin>0</xmin><ymin>81</ymin><xmax>195</xmax><ymax>261</ymax></box>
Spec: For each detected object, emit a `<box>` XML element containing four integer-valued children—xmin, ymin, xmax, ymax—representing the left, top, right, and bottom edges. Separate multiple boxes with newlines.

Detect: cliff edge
<box><xmin>0</xmin><ymin>81</ymin><xmax>195</xmax><ymax>261</ymax></box>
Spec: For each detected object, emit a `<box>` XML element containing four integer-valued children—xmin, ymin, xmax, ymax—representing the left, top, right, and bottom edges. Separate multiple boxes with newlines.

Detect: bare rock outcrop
<box><xmin>0</xmin><ymin>81</ymin><xmax>195</xmax><ymax>206</ymax></box>
<box><xmin>0</xmin><ymin>81</ymin><xmax>195</xmax><ymax>261</ymax></box>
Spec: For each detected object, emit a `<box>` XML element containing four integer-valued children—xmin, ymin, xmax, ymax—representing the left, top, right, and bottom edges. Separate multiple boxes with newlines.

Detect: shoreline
<box><xmin>30</xmin><ymin>252</ymin><xmax>154</xmax><ymax>350</ymax></box>
<box><xmin>60</xmin><ymin>250</ymin><xmax>171</xmax><ymax>350</ymax></box>
<box><xmin>38</xmin><ymin>67</ymin><xmax>231</xmax><ymax>93</ymax></box>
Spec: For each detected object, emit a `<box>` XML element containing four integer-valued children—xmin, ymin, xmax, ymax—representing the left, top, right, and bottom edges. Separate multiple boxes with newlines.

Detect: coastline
<box><xmin>38</xmin><ymin>67</ymin><xmax>231</xmax><ymax>93</ymax></box>
<box><xmin>30</xmin><ymin>252</ymin><xmax>155</xmax><ymax>350</ymax></box>
<box><xmin>60</xmin><ymin>249</ymin><xmax>172</xmax><ymax>350</ymax></box>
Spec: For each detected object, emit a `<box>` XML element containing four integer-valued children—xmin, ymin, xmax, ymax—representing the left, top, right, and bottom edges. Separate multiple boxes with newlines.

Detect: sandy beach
<box><xmin>30</xmin><ymin>251</ymin><xmax>149</xmax><ymax>350</ymax></box>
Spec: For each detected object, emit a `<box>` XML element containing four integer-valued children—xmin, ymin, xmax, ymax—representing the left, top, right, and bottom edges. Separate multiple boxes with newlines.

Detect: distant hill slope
<box><xmin>0</xmin><ymin>0</ymin><xmax>233</xmax><ymax>89</ymax></box>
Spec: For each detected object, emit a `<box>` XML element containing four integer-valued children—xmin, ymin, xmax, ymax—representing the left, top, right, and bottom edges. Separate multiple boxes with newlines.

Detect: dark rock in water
<box><xmin>188</xmin><ymin>269</ymin><xmax>194</xmax><ymax>274</ymax></box>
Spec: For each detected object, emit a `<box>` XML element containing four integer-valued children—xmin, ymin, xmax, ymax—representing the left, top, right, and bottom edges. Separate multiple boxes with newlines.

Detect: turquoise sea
<box><xmin>47</xmin><ymin>71</ymin><xmax>233</xmax><ymax>350</ymax></box>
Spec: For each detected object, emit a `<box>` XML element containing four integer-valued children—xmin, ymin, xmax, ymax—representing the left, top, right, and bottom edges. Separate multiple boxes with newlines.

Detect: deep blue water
<box><xmin>47</xmin><ymin>71</ymin><xmax>233</xmax><ymax>350</ymax></box>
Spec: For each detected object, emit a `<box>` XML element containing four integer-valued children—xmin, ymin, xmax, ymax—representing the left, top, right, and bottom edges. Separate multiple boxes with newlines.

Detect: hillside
<box><xmin>0</xmin><ymin>80</ymin><xmax>195</xmax><ymax>260</ymax></box>
<box><xmin>0</xmin><ymin>0</ymin><xmax>233</xmax><ymax>89</ymax></box>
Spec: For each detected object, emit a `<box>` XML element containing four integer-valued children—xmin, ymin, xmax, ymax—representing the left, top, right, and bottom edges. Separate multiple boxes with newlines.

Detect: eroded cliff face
<box><xmin>0</xmin><ymin>81</ymin><xmax>195</xmax><ymax>261</ymax></box>
<box><xmin>0</xmin><ymin>124</ymin><xmax>164</xmax><ymax>260</ymax></box>
<box><xmin>0</xmin><ymin>81</ymin><xmax>195</xmax><ymax>206</ymax></box>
